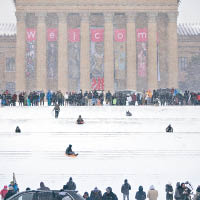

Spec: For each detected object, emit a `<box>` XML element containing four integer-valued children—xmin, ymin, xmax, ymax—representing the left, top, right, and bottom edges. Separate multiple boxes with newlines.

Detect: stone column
<box><xmin>147</xmin><ymin>12</ymin><xmax>158</xmax><ymax>90</ymax></box>
<box><xmin>15</xmin><ymin>12</ymin><xmax>26</xmax><ymax>92</ymax></box>
<box><xmin>36</xmin><ymin>12</ymin><xmax>47</xmax><ymax>91</ymax></box>
<box><xmin>80</xmin><ymin>12</ymin><xmax>90</xmax><ymax>92</ymax></box>
<box><xmin>168</xmin><ymin>12</ymin><xmax>178</xmax><ymax>88</ymax></box>
<box><xmin>58</xmin><ymin>13</ymin><xmax>68</xmax><ymax>93</ymax></box>
<box><xmin>104</xmin><ymin>13</ymin><xmax>114</xmax><ymax>93</ymax></box>
<box><xmin>126</xmin><ymin>12</ymin><xmax>137</xmax><ymax>90</ymax></box>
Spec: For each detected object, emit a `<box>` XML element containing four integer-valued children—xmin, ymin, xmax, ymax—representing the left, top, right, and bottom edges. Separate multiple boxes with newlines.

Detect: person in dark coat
<box><xmin>166</xmin><ymin>124</ymin><xmax>173</xmax><ymax>133</ymax></box>
<box><xmin>83</xmin><ymin>192</ymin><xmax>90</xmax><ymax>200</ymax></box>
<box><xmin>102</xmin><ymin>187</ymin><xmax>118</xmax><ymax>200</ymax></box>
<box><xmin>15</xmin><ymin>126</ymin><xmax>21</xmax><ymax>133</ymax></box>
<box><xmin>121</xmin><ymin>179</ymin><xmax>131</xmax><ymax>200</ymax></box>
<box><xmin>4</xmin><ymin>186</ymin><xmax>16</xmax><ymax>200</ymax></box>
<box><xmin>90</xmin><ymin>187</ymin><xmax>102</xmax><ymax>200</ymax></box>
<box><xmin>126</xmin><ymin>111</ymin><xmax>132</xmax><ymax>117</ymax></box>
<box><xmin>174</xmin><ymin>182</ymin><xmax>181</xmax><ymax>200</ymax></box>
<box><xmin>65</xmin><ymin>177</ymin><xmax>76</xmax><ymax>190</ymax></box>
<box><xmin>65</xmin><ymin>144</ymin><xmax>77</xmax><ymax>156</ymax></box>
<box><xmin>165</xmin><ymin>182</ymin><xmax>173</xmax><ymax>200</ymax></box>
<box><xmin>53</xmin><ymin>103</ymin><xmax>60</xmax><ymax>118</ymax></box>
<box><xmin>135</xmin><ymin>186</ymin><xmax>146</xmax><ymax>200</ymax></box>
<box><xmin>77</xmin><ymin>115</ymin><xmax>84</xmax><ymax>124</ymax></box>
<box><xmin>179</xmin><ymin>183</ymin><xmax>191</xmax><ymax>200</ymax></box>
<box><xmin>37</xmin><ymin>182</ymin><xmax>50</xmax><ymax>191</ymax></box>
<box><xmin>193</xmin><ymin>185</ymin><xmax>200</xmax><ymax>200</ymax></box>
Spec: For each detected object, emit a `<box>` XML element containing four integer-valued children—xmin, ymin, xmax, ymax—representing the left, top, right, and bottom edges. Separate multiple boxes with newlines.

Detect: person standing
<box><xmin>0</xmin><ymin>186</ymin><xmax>8</xmax><ymax>200</ymax></box>
<box><xmin>37</xmin><ymin>182</ymin><xmax>50</xmax><ymax>191</ymax></box>
<box><xmin>90</xmin><ymin>187</ymin><xmax>102</xmax><ymax>200</ymax></box>
<box><xmin>135</xmin><ymin>186</ymin><xmax>146</xmax><ymax>200</ymax></box>
<box><xmin>165</xmin><ymin>182</ymin><xmax>173</xmax><ymax>200</ymax></box>
<box><xmin>4</xmin><ymin>186</ymin><xmax>16</xmax><ymax>200</ymax></box>
<box><xmin>193</xmin><ymin>185</ymin><xmax>200</xmax><ymax>200</ymax></box>
<box><xmin>65</xmin><ymin>177</ymin><xmax>76</xmax><ymax>190</ymax></box>
<box><xmin>147</xmin><ymin>185</ymin><xmax>158</xmax><ymax>200</ymax></box>
<box><xmin>103</xmin><ymin>187</ymin><xmax>118</xmax><ymax>200</ymax></box>
<box><xmin>121</xmin><ymin>179</ymin><xmax>131</xmax><ymax>200</ymax></box>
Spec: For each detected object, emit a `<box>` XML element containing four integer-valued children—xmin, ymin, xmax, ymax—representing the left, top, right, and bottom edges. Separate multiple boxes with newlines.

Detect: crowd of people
<box><xmin>1</xmin><ymin>177</ymin><xmax>200</xmax><ymax>200</ymax></box>
<box><xmin>0</xmin><ymin>88</ymin><xmax>200</xmax><ymax>107</ymax></box>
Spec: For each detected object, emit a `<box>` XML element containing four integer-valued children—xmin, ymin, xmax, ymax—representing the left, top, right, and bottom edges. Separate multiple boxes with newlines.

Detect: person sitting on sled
<box><xmin>126</xmin><ymin>111</ymin><xmax>132</xmax><ymax>116</ymax></box>
<box><xmin>166</xmin><ymin>124</ymin><xmax>173</xmax><ymax>133</ymax></box>
<box><xmin>65</xmin><ymin>144</ymin><xmax>78</xmax><ymax>156</ymax></box>
<box><xmin>15</xmin><ymin>126</ymin><xmax>21</xmax><ymax>133</ymax></box>
<box><xmin>77</xmin><ymin>115</ymin><xmax>84</xmax><ymax>124</ymax></box>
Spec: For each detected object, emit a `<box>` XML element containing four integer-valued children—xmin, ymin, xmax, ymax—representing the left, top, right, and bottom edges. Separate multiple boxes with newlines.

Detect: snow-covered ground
<box><xmin>0</xmin><ymin>106</ymin><xmax>200</xmax><ymax>200</ymax></box>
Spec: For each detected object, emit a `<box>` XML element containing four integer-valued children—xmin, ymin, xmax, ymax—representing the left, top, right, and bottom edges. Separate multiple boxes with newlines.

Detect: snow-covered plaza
<box><xmin>0</xmin><ymin>106</ymin><xmax>200</xmax><ymax>200</ymax></box>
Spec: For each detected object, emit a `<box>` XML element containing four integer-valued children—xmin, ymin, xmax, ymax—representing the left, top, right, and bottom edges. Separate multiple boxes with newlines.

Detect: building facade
<box><xmin>2</xmin><ymin>0</ymin><xmax>195</xmax><ymax>93</ymax></box>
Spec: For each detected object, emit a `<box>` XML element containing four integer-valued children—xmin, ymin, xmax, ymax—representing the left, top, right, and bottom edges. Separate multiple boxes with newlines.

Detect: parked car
<box><xmin>7</xmin><ymin>190</ymin><xmax>84</xmax><ymax>200</ymax></box>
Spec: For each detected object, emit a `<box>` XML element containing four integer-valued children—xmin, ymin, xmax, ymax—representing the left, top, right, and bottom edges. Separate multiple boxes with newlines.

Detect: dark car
<box><xmin>7</xmin><ymin>190</ymin><xmax>84</xmax><ymax>200</ymax></box>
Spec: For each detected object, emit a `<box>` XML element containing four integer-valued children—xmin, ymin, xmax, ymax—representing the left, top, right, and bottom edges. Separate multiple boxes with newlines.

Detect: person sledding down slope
<box><xmin>126</xmin><ymin>111</ymin><xmax>132</xmax><ymax>116</ymax></box>
<box><xmin>65</xmin><ymin>144</ymin><xmax>78</xmax><ymax>156</ymax></box>
<box><xmin>166</xmin><ymin>124</ymin><xmax>173</xmax><ymax>133</ymax></box>
<box><xmin>77</xmin><ymin>115</ymin><xmax>84</xmax><ymax>124</ymax></box>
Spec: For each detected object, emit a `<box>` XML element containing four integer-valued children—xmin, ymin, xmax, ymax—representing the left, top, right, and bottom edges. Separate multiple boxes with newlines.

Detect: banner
<box><xmin>26</xmin><ymin>28</ymin><xmax>36</xmax><ymax>42</ymax></box>
<box><xmin>90</xmin><ymin>28</ymin><xmax>104</xmax><ymax>90</ymax></box>
<box><xmin>47</xmin><ymin>28</ymin><xmax>58</xmax><ymax>79</ymax></box>
<box><xmin>68</xmin><ymin>29</ymin><xmax>80</xmax><ymax>42</ymax></box>
<box><xmin>114</xmin><ymin>29</ymin><xmax>126</xmax><ymax>90</ymax></box>
<box><xmin>47</xmin><ymin>28</ymin><xmax>58</xmax><ymax>41</ymax></box>
<box><xmin>68</xmin><ymin>29</ymin><xmax>80</xmax><ymax>91</ymax></box>
<box><xmin>26</xmin><ymin>28</ymin><xmax>36</xmax><ymax>79</ymax></box>
<box><xmin>114</xmin><ymin>29</ymin><xmax>126</xmax><ymax>42</ymax></box>
<box><xmin>137</xmin><ymin>29</ymin><xmax>148</xmax><ymax>77</ymax></box>
<box><xmin>91</xmin><ymin>29</ymin><xmax>104</xmax><ymax>42</ymax></box>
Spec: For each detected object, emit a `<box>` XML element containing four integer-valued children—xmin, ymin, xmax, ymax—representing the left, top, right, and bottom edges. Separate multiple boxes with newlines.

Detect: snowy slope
<box><xmin>0</xmin><ymin>106</ymin><xmax>200</xmax><ymax>200</ymax></box>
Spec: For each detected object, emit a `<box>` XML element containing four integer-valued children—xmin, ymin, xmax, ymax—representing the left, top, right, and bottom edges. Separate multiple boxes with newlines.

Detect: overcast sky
<box><xmin>0</xmin><ymin>0</ymin><xmax>200</xmax><ymax>24</ymax></box>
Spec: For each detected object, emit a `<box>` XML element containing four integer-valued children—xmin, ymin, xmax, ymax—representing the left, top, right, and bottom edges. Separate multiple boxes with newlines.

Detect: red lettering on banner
<box><xmin>47</xmin><ymin>28</ymin><xmax>58</xmax><ymax>41</ymax></box>
<box><xmin>91</xmin><ymin>29</ymin><xmax>104</xmax><ymax>42</ymax></box>
<box><xmin>136</xmin><ymin>29</ymin><xmax>148</xmax><ymax>42</ymax></box>
<box><xmin>26</xmin><ymin>29</ymin><xmax>36</xmax><ymax>42</ymax></box>
<box><xmin>91</xmin><ymin>77</ymin><xmax>104</xmax><ymax>90</ymax></box>
<box><xmin>115</xmin><ymin>29</ymin><xmax>126</xmax><ymax>42</ymax></box>
<box><xmin>68</xmin><ymin>29</ymin><xmax>80</xmax><ymax>42</ymax></box>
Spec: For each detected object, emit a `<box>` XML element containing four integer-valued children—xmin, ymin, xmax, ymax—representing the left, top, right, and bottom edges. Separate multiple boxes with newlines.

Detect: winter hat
<box><xmin>4</xmin><ymin>185</ymin><xmax>7</xmax><ymax>189</ymax></box>
<box><xmin>150</xmin><ymin>185</ymin><xmax>155</xmax><ymax>190</ymax></box>
<box><xmin>124</xmin><ymin>179</ymin><xmax>128</xmax><ymax>183</ymax></box>
<box><xmin>69</xmin><ymin>177</ymin><xmax>72</xmax><ymax>181</ymax></box>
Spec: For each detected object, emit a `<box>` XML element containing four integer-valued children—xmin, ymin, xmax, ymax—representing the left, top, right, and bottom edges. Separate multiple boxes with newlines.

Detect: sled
<box><xmin>76</xmin><ymin>121</ymin><xmax>84</xmax><ymax>124</ymax></box>
<box><xmin>65</xmin><ymin>153</ymin><xmax>78</xmax><ymax>157</ymax></box>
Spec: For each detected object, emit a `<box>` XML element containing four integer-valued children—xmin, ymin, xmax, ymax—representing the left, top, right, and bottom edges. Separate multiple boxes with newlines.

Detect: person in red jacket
<box><xmin>0</xmin><ymin>185</ymin><xmax>8</xmax><ymax>200</ymax></box>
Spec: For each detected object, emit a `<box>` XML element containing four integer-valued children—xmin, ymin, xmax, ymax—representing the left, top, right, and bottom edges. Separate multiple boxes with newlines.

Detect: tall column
<box><xmin>36</xmin><ymin>12</ymin><xmax>47</xmax><ymax>91</ymax></box>
<box><xmin>168</xmin><ymin>12</ymin><xmax>178</xmax><ymax>88</ymax></box>
<box><xmin>15</xmin><ymin>12</ymin><xmax>26</xmax><ymax>92</ymax></box>
<box><xmin>126</xmin><ymin>12</ymin><xmax>137</xmax><ymax>90</ymax></box>
<box><xmin>58</xmin><ymin>13</ymin><xmax>68</xmax><ymax>93</ymax></box>
<box><xmin>147</xmin><ymin>12</ymin><xmax>158</xmax><ymax>90</ymax></box>
<box><xmin>104</xmin><ymin>13</ymin><xmax>114</xmax><ymax>93</ymax></box>
<box><xmin>80</xmin><ymin>13</ymin><xmax>90</xmax><ymax>92</ymax></box>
